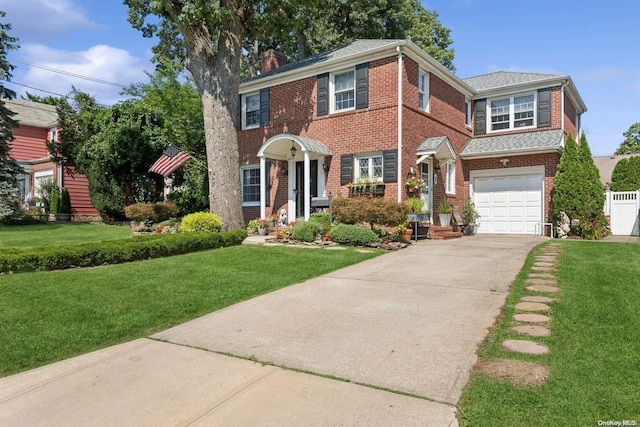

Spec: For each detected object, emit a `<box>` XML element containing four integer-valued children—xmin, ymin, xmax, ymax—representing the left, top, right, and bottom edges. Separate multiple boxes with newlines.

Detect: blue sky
<box><xmin>2</xmin><ymin>0</ymin><xmax>638</xmax><ymax>156</ymax></box>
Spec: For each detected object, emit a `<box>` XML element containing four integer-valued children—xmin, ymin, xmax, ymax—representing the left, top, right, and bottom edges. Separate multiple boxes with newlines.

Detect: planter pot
<box><xmin>464</xmin><ymin>224</ymin><xmax>477</xmax><ymax>236</ymax></box>
<box><xmin>439</xmin><ymin>213</ymin><xmax>452</xmax><ymax>227</ymax></box>
<box><xmin>55</xmin><ymin>213</ymin><xmax>71</xmax><ymax>222</ymax></box>
<box><xmin>407</xmin><ymin>214</ymin><xmax>418</xmax><ymax>222</ymax></box>
<box><xmin>258</xmin><ymin>227</ymin><xmax>268</xmax><ymax>236</ymax></box>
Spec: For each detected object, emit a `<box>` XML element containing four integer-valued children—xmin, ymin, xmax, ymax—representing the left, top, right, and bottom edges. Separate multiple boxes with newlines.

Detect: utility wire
<box><xmin>14</xmin><ymin>60</ymin><xmax>127</xmax><ymax>88</ymax></box>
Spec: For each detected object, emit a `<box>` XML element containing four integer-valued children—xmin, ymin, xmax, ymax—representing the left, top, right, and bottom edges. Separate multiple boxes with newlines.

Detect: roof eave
<box><xmin>460</xmin><ymin>147</ymin><xmax>562</xmax><ymax>160</ymax></box>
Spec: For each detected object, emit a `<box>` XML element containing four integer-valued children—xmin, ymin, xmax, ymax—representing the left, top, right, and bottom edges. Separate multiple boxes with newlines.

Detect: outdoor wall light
<box><xmin>322</xmin><ymin>163</ymin><xmax>330</xmax><ymax>172</ymax></box>
<box><xmin>500</xmin><ymin>158</ymin><xmax>509</xmax><ymax>167</ymax></box>
<box><xmin>290</xmin><ymin>144</ymin><xmax>297</xmax><ymax>157</ymax></box>
<box><xmin>434</xmin><ymin>164</ymin><xmax>441</xmax><ymax>173</ymax></box>
<box><xmin>280</xmin><ymin>166</ymin><xmax>288</xmax><ymax>176</ymax></box>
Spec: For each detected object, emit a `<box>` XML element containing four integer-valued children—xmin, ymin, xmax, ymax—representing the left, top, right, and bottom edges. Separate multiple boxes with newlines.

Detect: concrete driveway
<box><xmin>0</xmin><ymin>235</ymin><xmax>542</xmax><ymax>426</ymax></box>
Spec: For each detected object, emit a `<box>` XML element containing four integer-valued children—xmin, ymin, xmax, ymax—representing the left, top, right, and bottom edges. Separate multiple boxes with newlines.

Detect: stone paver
<box><xmin>514</xmin><ymin>313</ymin><xmax>550</xmax><ymax>323</ymax></box>
<box><xmin>512</xmin><ymin>325</ymin><xmax>551</xmax><ymax>337</ymax></box>
<box><xmin>533</xmin><ymin>261</ymin><xmax>555</xmax><ymax>268</ymax></box>
<box><xmin>526</xmin><ymin>284</ymin><xmax>560</xmax><ymax>293</ymax></box>
<box><xmin>531</xmin><ymin>266</ymin><xmax>555</xmax><ymax>273</ymax></box>
<box><xmin>526</xmin><ymin>278</ymin><xmax>558</xmax><ymax>286</ymax></box>
<box><xmin>502</xmin><ymin>339</ymin><xmax>549</xmax><ymax>355</ymax></box>
<box><xmin>528</xmin><ymin>273</ymin><xmax>556</xmax><ymax>280</ymax></box>
<box><xmin>535</xmin><ymin>256</ymin><xmax>557</xmax><ymax>262</ymax></box>
<box><xmin>515</xmin><ymin>302</ymin><xmax>550</xmax><ymax>312</ymax></box>
<box><xmin>521</xmin><ymin>295</ymin><xmax>555</xmax><ymax>303</ymax></box>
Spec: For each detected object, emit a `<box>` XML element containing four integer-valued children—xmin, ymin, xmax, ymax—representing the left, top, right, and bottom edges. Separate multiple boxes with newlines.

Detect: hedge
<box><xmin>0</xmin><ymin>230</ymin><xmax>247</xmax><ymax>274</ymax></box>
<box><xmin>329</xmin><ymin>224</ymin><xmax>381</xmax><ymax>246</ymax></box>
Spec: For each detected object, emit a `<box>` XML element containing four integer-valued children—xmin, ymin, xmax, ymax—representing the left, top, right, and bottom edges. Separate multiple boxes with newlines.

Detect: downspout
<box><xmin>396</xmin><ymin>46</ymin><xmax>403</xmax><ymax>203</ymax></box>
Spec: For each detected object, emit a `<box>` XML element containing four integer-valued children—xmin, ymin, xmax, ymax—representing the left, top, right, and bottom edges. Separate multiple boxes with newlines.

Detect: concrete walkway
<box><xmin>0</xmin><ymin>235</ymin><xmax>543</xmax><ymax>426</ymax></box>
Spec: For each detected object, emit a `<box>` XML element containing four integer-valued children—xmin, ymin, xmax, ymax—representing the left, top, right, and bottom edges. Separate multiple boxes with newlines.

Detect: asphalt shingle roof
<box><xmin>244</xmin><ymin>39</ymin><xmax>403</xmax><ymax>83</ymax></box>
<box><xmin>4</xmin><ymin>99</ymin><xmax>58</xmax><ymax>128</ymax></box>
<box><xmin>463</xmin><ymin>71</ymin><xmax>565</xmax><ymax>92</ymax></box>
<box><xmin>461</xmin><ymin>129</ymin><xmax>565</xmax><ymax>157</ymax></box>
<box><xmin>417</xmin><ymin>136</ymin><xmax>449</xmax><ymax>152</ymax></box>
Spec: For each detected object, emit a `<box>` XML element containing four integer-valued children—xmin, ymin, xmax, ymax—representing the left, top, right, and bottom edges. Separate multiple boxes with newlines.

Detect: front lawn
<box><xmin>0</xmin><ymin>223</ymin><xmax>132</xmax><ymax>248</ymax></box>
<box><xmin>0</xmin><ymin>245</ymin><xmax>382</xmax><ymax>377</ymax></box>
<box><xmin>458</xmin><ymin>241</ymin><xmax>640</xmax><ymax>425</ymax></box>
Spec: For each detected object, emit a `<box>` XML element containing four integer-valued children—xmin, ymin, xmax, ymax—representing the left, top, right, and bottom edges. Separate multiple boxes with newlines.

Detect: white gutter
<box><xmin>397</xmin><ymin>46</ymin><xmax>403</xmax><ymax>203</ymax></box>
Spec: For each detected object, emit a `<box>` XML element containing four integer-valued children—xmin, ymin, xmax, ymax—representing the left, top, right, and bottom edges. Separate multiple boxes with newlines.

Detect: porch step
<box><xmin>428</xmin><ymin>226</ymin><xmax>463</xmax><ymax>240</ymax></box>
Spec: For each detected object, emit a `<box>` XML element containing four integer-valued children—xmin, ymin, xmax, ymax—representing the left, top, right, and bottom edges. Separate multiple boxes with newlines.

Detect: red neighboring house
<box><xmin>6</xmin><ymin>99</ymin><xmax>99</xmax><ymax>219</ymax></box>
<box><xmin>237</xmin><ymin>39</ymin><xmax>586</xmax><ymax>235</ymax></box>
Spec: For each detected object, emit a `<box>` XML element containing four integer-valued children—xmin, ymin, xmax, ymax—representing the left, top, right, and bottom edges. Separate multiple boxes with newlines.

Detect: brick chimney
<box><xmin>261</xmin><ymin>49</ymin><xmax>288</xmax><ymax>74</ymax></box>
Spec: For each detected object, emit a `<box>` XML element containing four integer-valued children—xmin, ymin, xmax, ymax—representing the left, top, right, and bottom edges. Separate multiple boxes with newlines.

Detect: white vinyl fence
<box><xmin>605</xmin><ymin>190</ymin><xmax>640</xmax><ymax>236</ymax></box>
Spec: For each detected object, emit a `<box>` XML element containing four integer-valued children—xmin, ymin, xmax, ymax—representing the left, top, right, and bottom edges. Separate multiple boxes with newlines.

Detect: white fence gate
<box><xmin>605</xmin><ymin>190</ymin><xmax>640</xmax><ymax>236</ymax></box>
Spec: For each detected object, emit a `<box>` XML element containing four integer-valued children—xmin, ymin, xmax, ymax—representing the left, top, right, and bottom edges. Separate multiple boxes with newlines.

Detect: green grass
<box><xmin>0</xmin><ymin>245</ymin><xmax>382</xmax><ymax>376</ymax></box>
<box><xmin>0</xmin><ymin>223</ymin><xmax>132</xmax><ymax>248</ymax></box>
<box><xmin>459</xmin><ymin>241</ymin><xmax>640</xmax><ymax>425</ymax></box>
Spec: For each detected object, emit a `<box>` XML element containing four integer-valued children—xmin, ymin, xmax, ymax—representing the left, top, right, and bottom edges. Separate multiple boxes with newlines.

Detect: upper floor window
<box><xmin>243</xmin><ymin>93</ymin><xmax>260</xmax><ymax>129</ymax></box>
<box><xmin>464</xmin><ymin>100</ymin><xmax>471</xmax><ymax>126</ymax></box>
<box><xmin>240</xmin><ymin>166</ymin><xmax>260</xmax><ymax>206</ymax></box>
<box><xmin>356</xmin><ymin>153</ymin><xmax>383</xmax><ymax>182</ymax></box>
<box><xmin>332</xmin><ymin>70</ymin><xmax>355</xmax><ymax>112</ymax></box>
<box><xmin>418</xmin><ymin>71</ymin><xmax>429</xmax><ymax>111</ymax></box>
<box><xmin>490</xmin><ymin>93</ymin><xmax>535</xmax><ymax>132</ymax></box>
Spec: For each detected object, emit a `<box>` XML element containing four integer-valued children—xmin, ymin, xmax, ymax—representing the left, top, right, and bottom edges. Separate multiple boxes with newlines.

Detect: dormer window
<box><xmin>489</xmin><ymin>93</ymin><xmax>536</xmax><ymax>132</ymax></box>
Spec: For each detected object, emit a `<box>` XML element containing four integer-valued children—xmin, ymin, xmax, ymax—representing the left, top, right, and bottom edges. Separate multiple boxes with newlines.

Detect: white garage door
<box><xmin>473</xmin><ymin>173</ymin><xmax>543</xmax><ymax>234</ymax></box>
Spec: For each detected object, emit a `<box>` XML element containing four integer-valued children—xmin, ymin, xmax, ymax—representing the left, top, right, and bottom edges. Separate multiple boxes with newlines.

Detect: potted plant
<box><xmin>54</xmin><ymin>188</ymin><xmax>72</xmax><ymax>221</ymax></box>
<box><xmin>405</xmin><ymin>176</ymin><xmax>425</xmax><ymax>196</ymax></box>
<box><xmin>405</xmin><ymin>197</ymin><xmax>424</xmax><ymax>222</ymax></box>
<box><xmin>462</xmin><ymin>197</ymin><xmax>480</xmax><ymax>235</ymax></box>
<box><xmin>438</xmin><ymin>199</ymin><xmax>453</xmax><ymax>227</ymax></box>
<box><xmin>257</xmin><ymin>218</ymin><xmax>270</xmax><ymax>235</ymax></box>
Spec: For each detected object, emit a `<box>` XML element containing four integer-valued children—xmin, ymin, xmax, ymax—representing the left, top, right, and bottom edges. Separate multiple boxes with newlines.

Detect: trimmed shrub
<box><xmin>329</xmin><ymin>224</ymin><xmax>381</xmax><ymax>246</ymax></box>
<box><xmin>124</xmin><ymin>202</ymin><xmax>180</xmax><ymax>222</ymax></box>
<box><xmin>49</xmin><ymin>189</ymin><xmax>61</xmax><ymax>214</ymax></box>
<box><xmin>0</xmin><ymin>230</ymin><xmax>247</xmax><ymax>274</ymax></box>
<box><xmin>59</xmin><ymin>188</ymin><xmax>71</xmax><ymax>214</ymax></box>
<box><xmin>332</xmin><ymin>197</ymin><xmax>410</xmax><ymax>229</ymax></box>
<box><xmin>180</xmin><ymin>212</ymin><xmax>222</xmax><ymax>233</ymax></box>
<box><xmin>291</xmin><ymin>220</ymin><xmax>321</xmax><ymax>242</ymax></box>
<box><xmin>309</xmin><ymin>212</ymin><xmax>331</xmax><ymax>233</ymax></box>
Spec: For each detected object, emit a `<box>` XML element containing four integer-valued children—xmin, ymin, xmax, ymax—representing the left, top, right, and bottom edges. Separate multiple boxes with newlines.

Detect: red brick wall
<box><xmin>463</xmin><ymin>152</ymin><xmax>561</xmax><ymax>228</ymax></box>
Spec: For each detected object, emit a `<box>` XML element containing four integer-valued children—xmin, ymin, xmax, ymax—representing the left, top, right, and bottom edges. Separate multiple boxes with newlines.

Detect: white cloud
<box><xmin>18</xmin><ymin>43</ymin><xmax>151</xmax><ymax>105</ymax></box>
<box><xmin>0</xmin><ymin>0</ymin><xmax>101</xmax><ymax>39</ymax></box>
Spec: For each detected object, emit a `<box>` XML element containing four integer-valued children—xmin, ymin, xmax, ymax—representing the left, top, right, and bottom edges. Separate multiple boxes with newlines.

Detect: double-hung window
<box><xmin>490</xmin><ymin>93</ymin><xmax>535</xmax><ymax>131</ymax></box>
<box><xmin>445</xmin><ymin>161</ymin><xmax>456</xmax><ymax>195</ymax></box>
<box><xmin>356</xmin><ymin>154</ymin><xmax>383</xmax><ymax>182</ymax></box>
<box><xmin>243</xmin><ymin>93</ymin><xmax>260</xmax><ymax>129</ymax></box>
<box><xmin>464</xmin><ymin>99</ymin><xmax>471</xmax><ymax>126</ymax></box>
<box><xmin>418</xmin><ymin>71</ymin><xmax>429</xmax><ymax>111</ymax></box>
<box><xmin>241</xmin><ymin>166</ymin><xmax>260</xmax><ymax>206</ymax></box>
<box><xmin>332</xmin><ymin>70</ymin><xmax>355</xmax><ymax>112</ymax></box>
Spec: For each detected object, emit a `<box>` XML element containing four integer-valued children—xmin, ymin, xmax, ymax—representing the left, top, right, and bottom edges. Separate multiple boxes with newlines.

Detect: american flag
<box><xmin>149</xmin><ymin>144</ymin><xmax>192</xmax><ymax>177</ymax></box>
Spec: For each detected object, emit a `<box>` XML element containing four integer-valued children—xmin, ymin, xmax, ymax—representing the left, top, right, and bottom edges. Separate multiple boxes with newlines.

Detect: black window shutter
<box><xmin>317</xmin><ymin>73</ymin><xmax>329</xmax><ymax>116</ymax></box>
<box><xmin>265</xmin><ymin>161</ymin><xmax>271</xmax><ymax>207</ymax></box>
<box><xmin>259</xmin><ymin>88</ymin><xmax>270</xmax><ymax>126</ymax></box>
<box><xmin>537</xmin><ymin>88</ymin><xmax>551</xmax><ymax>128</ymax></box>
<box><xmin>236</xmin><ymin>94</ymin><xmax>243</xmax><ymax>130</ymax></box>
<box><xmin>340</xmin><ymin>154</ymin><xmax>353</xmax><ymax>185</ymax></box>
<box><xmin>355</xmin><ymin>62</ymin><xmax>369</xmax><ymax>110</ymax></box>
<box><xmin>474</xmin><ymin>99</ymin><xmax>486</xmax><ymax>135</ymax></box>
<box><xmin>382</xmin><ymin>150</ymin><xmax>397</xmax><ymax>183</ymax></box>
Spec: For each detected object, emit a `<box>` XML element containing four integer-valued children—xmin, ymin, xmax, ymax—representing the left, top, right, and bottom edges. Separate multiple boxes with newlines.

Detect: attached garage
<box><xmin>471</xmin><ymin>167</ymin><xmax>544</xmax><ymax>234</ymax></box>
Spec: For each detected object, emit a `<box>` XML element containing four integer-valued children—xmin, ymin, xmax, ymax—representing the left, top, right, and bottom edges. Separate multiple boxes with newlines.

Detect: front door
<box><xmin>420</xmin><ymin>161</ymin><xmax>433</xmax><ymax>215</ymax></box>
<box><xmin>295</xmin><ymin>160</ymin><xmax>318</xmax><ymax>218</ymax></box>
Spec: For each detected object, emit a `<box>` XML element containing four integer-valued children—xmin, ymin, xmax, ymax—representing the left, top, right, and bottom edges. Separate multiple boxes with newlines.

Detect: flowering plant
<box><xmin>405</xmin><ymin>176</ymin><xmax>425</xmax><ymax>190</ymax></box>
<box><xmin>257</xmin><ymin>218</ymin><xmax>270</xmax><ymax>228</ymax></box>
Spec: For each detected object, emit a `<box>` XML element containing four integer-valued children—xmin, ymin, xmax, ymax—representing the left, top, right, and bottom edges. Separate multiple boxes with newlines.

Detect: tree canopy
<box><xmin>611</xmin><ymin>156</ymin><xmax>640</xmax><ymax>191</ymax></box>
<box><xmin>615</xmin><ymin>122</ymin><xmax>640</xmax><ymax>155</ymax></box>
<box><xmin>552</xmin><ymin>133</ymin><xmax>606</xmax><ymax>239</ymax></box>
<box><xmin>0</xmin><ymin>10</ymin><xmax>22</xmax><ymax>222</ymax></box>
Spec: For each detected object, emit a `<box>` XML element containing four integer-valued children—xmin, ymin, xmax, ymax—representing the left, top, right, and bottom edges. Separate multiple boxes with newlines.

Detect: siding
<box><xmin>62</xmin><ymin>167</ymin><xmax>100</xmax><ymax>216</ymax></box>
<box><xmin>8</xmin><ymin>126</ymin><xmax>50</xmax><ymax>160</ymax></box>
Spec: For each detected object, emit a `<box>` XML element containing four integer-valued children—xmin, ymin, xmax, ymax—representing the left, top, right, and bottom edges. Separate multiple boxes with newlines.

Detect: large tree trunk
<box><xmin>177</xmin><ymin>1</ymin><xmax>247</xmax><ymax>231</ymax></box>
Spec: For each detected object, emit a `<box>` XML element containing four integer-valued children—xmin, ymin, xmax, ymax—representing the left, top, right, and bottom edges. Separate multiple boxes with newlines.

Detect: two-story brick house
<box><xmin>6</xmin><ymin>99</ymin><xmax>99</xmax><ymax>219</ymax></box>
<box><xmin>237</xmin><ymin>39</ymin><xmax>586</xmax><ymax>235</ymax></box>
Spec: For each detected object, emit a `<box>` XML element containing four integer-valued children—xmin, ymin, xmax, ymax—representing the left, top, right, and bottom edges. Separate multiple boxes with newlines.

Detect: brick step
<box><xmin>430</xmin><ymin>231</ymin><xmax>463</xmax><ymax>240</ymax></box>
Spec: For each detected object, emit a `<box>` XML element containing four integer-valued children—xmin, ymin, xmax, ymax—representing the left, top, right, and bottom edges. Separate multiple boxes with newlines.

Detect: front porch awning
<box><xmin>258</xmin><ymin>133</ymin><xmax>332</xmax><ymax>160</ymax></box>
<box><xmin>416</xmin><ymin>136</ymin><xmax>456</xmax><ymax>164</ymax></box>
